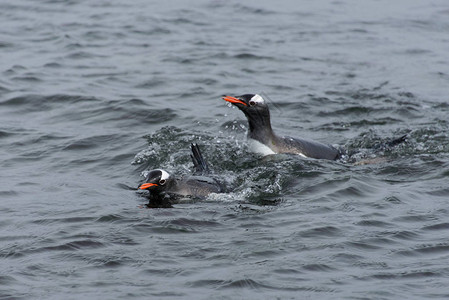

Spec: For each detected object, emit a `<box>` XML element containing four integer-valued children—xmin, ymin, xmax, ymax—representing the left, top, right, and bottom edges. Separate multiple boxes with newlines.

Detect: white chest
<box><xmin>248</xmin><ymin>138</ymin><xmax>276</xmax><ymax>156</ymax></box>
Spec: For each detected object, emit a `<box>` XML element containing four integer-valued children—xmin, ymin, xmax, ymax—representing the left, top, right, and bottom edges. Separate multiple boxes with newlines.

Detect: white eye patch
<box><xmin>157</xmin><ymin>169</ymin><xmax>170</xmax><ymax>180</ymax></box>
<box><xmin>251</xmin><ymin>94</ymin><xmax>265</xmax><ymax>104</ymax></box>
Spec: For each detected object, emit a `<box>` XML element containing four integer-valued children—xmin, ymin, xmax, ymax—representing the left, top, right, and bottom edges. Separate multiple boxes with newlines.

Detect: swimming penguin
<box><xmin>139</xmin><ymin>143</ymin><xmax>225</xmax><ymax>206</ymax></box>
<box><xmin>222</xmin><ymin>94</ymin><xmax>340</xmax><ymax>160</ymax></box>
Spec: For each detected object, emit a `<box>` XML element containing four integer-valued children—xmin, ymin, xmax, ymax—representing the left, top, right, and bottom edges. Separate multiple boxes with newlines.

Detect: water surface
<box><xmin>1</xmin><ymin>0</ymin><xmax>449</xmax><ymax>299</ymax></box>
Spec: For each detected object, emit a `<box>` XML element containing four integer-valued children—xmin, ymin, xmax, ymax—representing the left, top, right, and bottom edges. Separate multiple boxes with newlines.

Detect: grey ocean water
<box><xmin>1</xmin><ymin>0</ymin><xmax>449</xmax><ymax>299</ymax></box>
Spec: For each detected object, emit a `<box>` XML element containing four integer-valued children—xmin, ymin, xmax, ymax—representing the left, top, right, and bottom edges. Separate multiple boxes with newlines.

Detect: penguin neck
<box><xmin>166</xmin><ymin>178</ymin><xmax>179</xmax><ymax>192</ymax></box>
<box><xmin>246</xmin><ymin>115</ymin><xmax>277</xmax><ymax>147</ymax></box>
<box><xmin>155</xmin><ymin>177</ymin><xmax>178</xmax><ymax>196</ymax></box>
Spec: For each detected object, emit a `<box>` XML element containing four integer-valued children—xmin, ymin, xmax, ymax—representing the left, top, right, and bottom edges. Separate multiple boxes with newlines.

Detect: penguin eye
<box><xmin>159</xmin><ymin>179</ymin><xmax>166</xmax><ymax>185</ymax></box>
<box><xmin>249</xmin><ymin>100</ymin><xmax>256</xmax><ymax>106</ymax></box>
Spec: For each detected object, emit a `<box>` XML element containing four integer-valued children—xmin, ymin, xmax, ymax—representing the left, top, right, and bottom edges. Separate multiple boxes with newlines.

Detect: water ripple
<box><xmin>1</xmin><ymin>0</ymin><xmax>449</xmax><ymax>299</ymax></box>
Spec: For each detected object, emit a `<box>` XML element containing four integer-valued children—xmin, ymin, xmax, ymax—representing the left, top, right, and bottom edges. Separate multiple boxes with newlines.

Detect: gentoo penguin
<box><xmin>139</xmin><ymin>143</ymin><xmax>224</xmax><ymax>206</ymax></box>
<box><xmin>222</xmin><ymin>94</ymin><xmax>340</xmax><ymax>160</ymax></box>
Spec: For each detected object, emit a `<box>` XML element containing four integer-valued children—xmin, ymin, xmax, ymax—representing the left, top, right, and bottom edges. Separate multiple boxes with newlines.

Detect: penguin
<box><xmin>222</xmin><ymin>94</ymin><xmax>340</xmax><ymax>160</ymax></box>
<box><xmin>139</xmin><ymin>143</ymin><xmax>225</xmax><ymax>206</ymax></box>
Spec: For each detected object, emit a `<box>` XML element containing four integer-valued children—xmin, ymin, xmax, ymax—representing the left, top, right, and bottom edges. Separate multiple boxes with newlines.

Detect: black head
<box><xmin>139</xmin><ymin>169</ymin><xmax>172</xmax><ymax>193</ymax></box>
<box><xmin>222</xmin><ymin>94</ymin><xmax>272</xmax><ymax>132</ymax></box>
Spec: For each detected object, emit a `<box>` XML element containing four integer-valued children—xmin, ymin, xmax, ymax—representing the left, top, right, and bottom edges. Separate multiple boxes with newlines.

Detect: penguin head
<box><xmin>139</xmin><ymin>169</ymin><xmax>172</xmax><ymax>193</ymax></box>
<box><xmin>222</xmin><ymin>94</ymin><xmax>266</xmax><ymax>109</ymax></box>
<box><xmin>222</xmin><ymin>94</ymin><xmax>271</xmax><ymax>131</ymax></box>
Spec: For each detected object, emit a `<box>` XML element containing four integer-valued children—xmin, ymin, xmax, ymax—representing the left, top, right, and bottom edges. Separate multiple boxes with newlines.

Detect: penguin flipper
<box><xmin>190</xmin><ymin>143</ymin><xmax>210</xmax><ymax>174</ymax></box>
<box><xmin>386</xmin><ymin>134</ymin><xmax>407</xmax><ymax>147</ymax></box>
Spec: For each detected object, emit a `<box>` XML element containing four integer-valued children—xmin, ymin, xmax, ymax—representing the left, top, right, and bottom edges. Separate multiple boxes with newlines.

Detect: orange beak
<box><xmin>139</xmin><ymin>183</ymin><xmax>158</xmax><ymax>190</ymax></box>
<box><xmin>222</xmin><ymin>96</ymin><xmax>248</xmax><ymax>106</ymax></box>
